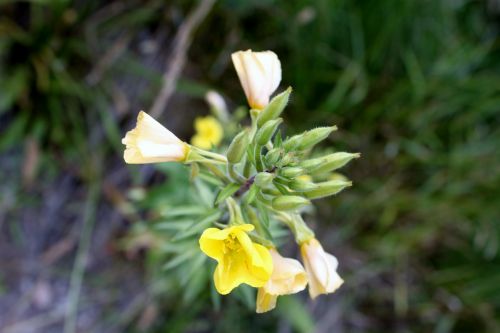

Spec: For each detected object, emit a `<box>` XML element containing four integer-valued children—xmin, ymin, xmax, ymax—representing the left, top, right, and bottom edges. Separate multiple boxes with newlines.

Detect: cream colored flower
<box><xmin>256</xmin><ymin>248</ymin><xmax>307</xmax><ymax>313</ymax></box>
<box><xmin>231</xmin><ymin>50</ymin><xmax>281</xmax><ymax>110</ymax></box>
<box><xmin>300</xmin><ymin>238</ymin><xmax>343</xmax><ymax>299</ymax></box>
<box><xmin>122</xmin><ymin>111</ymin><xmax>188</xmax><ymax>164</ymax></box>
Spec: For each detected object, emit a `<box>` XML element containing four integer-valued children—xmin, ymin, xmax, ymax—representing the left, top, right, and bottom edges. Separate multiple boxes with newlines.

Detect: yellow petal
<box><xmin>199</xmin><ymin>228</ymin><xmax>227</xmax><ymax>261</ymax></box>
<box><xmin>256</xmin><ymin>288</ymin><xmax>277</xmax><ymax>313</ymax></box>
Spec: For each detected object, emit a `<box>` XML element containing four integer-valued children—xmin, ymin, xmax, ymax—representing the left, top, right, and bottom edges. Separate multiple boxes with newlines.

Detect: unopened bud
<box><xmin>265</xmin><ymin>148</ymin><xmax>282</xmax><ymax>166</ymax></box>
<box><xmin>280</xmin><ymin>167</ymin><xmax>304</xmax><ymax>178</ymax></box>
<box><xmin>288</xmin><ymin>178</ymin><xmax>318</xmax><ymax>192</ymax></box>
<box><xmin>272</xmin><ymin>195</ymin><xmax>310</xmax><ymax>211</ymax></box>
<box><xmin>256</xmin><ymin>118</ymin><xmax>283</xmax><ymax>145</ymax></box>
<box><xmin>284</xmin><ymin>126</ymin><xmax>337</xmax><ymax>151</ymax></box>
<box><xmin>301</xmin><ymin>152</ymin><xmax>360</xmax><ymax>174</ymax></box>
<box><xmin>227</xmin><ymin>130</ymin><xmax>250</xmax><ymax>163</ymax></box>
<box><xmin>299</xmin><ymin>126</ymin><xmax>337</xmax><ymax>150</ymax></box>
<box><xmin>303</xmin><ymin>180</ymin><xmax>351</xmax><ymax>199</ymax></box>
<box><xmin>254</xmin><ymin>172</ymin><xmax>275</xmax><ymax>187</ymax></box>
<box><xmin>257</xmin><ymin>87</ymin><xmax>291</xmax><ymax>127</ymax></box>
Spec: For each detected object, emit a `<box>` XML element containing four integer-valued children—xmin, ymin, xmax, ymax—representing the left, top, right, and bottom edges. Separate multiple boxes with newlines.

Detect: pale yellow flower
<box><xmin>122</xmin><ymin>111</ymin><xmax>188</xmax><ymax>164</ymax></box>
<box><xmin>256</xmin><ymin>248</ymin><xmax>307</xmax><ymax>313</ymax></box>
<box><xmin>231</xmin><ymin>49</ymin><xmax>281</xmax><ymax>110</ymax></box>
<box><xmin>199</xmin><ymin>224</ymin><xmax>273</xmax><ymax>295</ymax></box>
<box><xmin>191</xmin><ymin>116</ymin><xmax>223</xmax><ymax>149</ymax></box>
<box><xmin>300</xmin><ymin>238</ymin><xmax>343</xmax><ymax>299</ymax></box>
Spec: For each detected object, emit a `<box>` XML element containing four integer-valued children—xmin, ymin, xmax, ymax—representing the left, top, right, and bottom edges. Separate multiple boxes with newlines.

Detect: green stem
<box><xmin>64</xmin><ymin>182</ymin><xmax>99</xmax><ymax>333</ymax></box>
<box><xmin>202</xmin><ymin>162</ymin><xmax>230</xmax><ymax>184</ymax></box>
<box><xmin>228</xmin><ymin>163</ymin><xmax>246</xmax><ymax>183</ymax></box>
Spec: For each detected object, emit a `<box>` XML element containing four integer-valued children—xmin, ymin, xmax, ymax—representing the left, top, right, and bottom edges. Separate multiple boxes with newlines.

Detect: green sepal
<box><xmin>227</xmin><ymin>129</ymin><xmax>250</xmax><ymax>164</ymax></box>
<box><xmin>257</xmin><ymin>87</ymin><xmax>291</xmax><ymax>127</ymax></box>
<box><xmin>255</xmin><ymin>118</ymin><xmax>283</xmax><ymax>145</ymax></box>
<box><xmin>303</xmin><ymin>179</ymin><xmax>352</xmax><ymax>199</ymax></box>
<box><xmin>272</xmin><ymin>195</ymin><xmax>310</xmax><ymax>211</ymax></box>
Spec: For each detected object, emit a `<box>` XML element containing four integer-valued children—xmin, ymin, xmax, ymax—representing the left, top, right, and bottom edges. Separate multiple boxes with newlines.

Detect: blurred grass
<box><xmin>1</xmin><ymin>0</ymin><xmax>500</xmax><ymax>332</ymax></box>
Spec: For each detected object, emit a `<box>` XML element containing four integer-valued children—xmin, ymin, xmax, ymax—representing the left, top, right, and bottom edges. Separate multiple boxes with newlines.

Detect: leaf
<box><xmin>171</xmin><ymin>210</ymin><xmax>221</xmax><ymax>241</ymax></box>
<box><xmin>244</xmin><ymin>184</ymin><xmax>259</xmax><ymax>204</ymax></box>
<box><xmin>277</xmin><ymin>296</ymin><xmax>315</xmax><ymax>333</ymax></box>
<box><xmin>214</xmin><ymin>183</ymin><xmax>240</xmax><ymax>205</ymax></box>
<box><xmin>162</xmin><ymin>248</ymin><xmax>197</xmax><ymax>271</ymax></box>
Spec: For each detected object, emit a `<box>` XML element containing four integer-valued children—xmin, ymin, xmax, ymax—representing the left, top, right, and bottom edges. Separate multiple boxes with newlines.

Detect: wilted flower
<box><xmin>256</xmin><ymin>248</ymin><xmax>307</xmax><ymax>313</ymax></box>
<box><xmin>122</xmin><ymin>111</ymin><xmax>188</xmax><ymax>164</ymax></box>
<box><xmin>231</xmin><ymin>49</ymin><xmax>281</xmax><ymax>110</ymax></box>
<box><xmin>300</xmin><ymin>238</ymin><xmax>343</xmax><ymax>299</ymax></box>
<box><xmin>191</xmin><ymin>116</ymin><xmax>224</xmax><ymax>149</ymax></box>
<box><xmin>199</xmin><ymin>224</ymin><xmax>273</xmax><ymax>295</ymax></box>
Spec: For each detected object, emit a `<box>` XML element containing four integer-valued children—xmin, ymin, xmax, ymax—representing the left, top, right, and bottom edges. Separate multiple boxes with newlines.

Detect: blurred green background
<box><xmin>1</xmin><ymin>0</ymin><xmax>499</xmax><ymax>332</ymax></box>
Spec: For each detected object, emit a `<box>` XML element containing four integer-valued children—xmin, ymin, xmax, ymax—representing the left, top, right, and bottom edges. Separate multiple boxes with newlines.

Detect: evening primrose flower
<box><xmin>231</xmin><ymin>49</ymin><xmax>281</xmax><ymax>110</ymax></box>
<box><xmin>300</xmin><ymin>238</ymin><xmax>343</xmax><ymax>299</ymax></box>
<box><xmin>199</xmin><ymin>224</ymin><xmax>273</xmax><ymax>295</ymax></box>
<box><xmin>256</xmin><ymin>248</ymin><xmax>308</xmax><ymax>313</ymax></box>
<box><xmin>191</xmin><ymin>116</ymin><xmax>224</xmax><ymax>149</ymax></box>
<box><xmin>122</xmin><ymin>111</ymin><xmax>188</xmax><ymax>164</ymax></box>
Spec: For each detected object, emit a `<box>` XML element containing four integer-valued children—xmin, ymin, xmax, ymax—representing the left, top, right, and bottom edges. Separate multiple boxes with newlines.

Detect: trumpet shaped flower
<box><xmin>122</xmin><ymin>111</ymin><xmax>188</xmax><ymax>164</ymax></box>
<box><xmin>231</xmin><ymin>49</ymin><xmax>281</xmax><ymax>110</ymax></box>
<box><xmin>191</xmin><ymin>116</ymin><xmax>223</xmax><ymax>149</ymax></box>
<box><xmin>256</xmin><ymin>249</ymin><xmax>308</xmax><ymax>313</ymax></box>
<box><xmin>199</xmin><ymin>224</ymin><xmax>273</xmax><ymax>295</ymax></box>
<box><xmin>300</xmin><ymin>238</ymin><xmax>343</xmax><ymax>299</ymax></box>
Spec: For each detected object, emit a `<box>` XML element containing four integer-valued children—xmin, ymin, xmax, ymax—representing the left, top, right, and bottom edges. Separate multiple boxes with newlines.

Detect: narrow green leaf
<box><xmin>215</xmin><ymin>183</ymin><xmax>240</xmax><ymax>205</ymax></box>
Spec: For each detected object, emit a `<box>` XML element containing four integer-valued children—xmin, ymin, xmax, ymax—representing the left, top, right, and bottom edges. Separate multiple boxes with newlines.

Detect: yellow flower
<box><xmin>300</xmin><ymin>238</ymin><xmax>343</xmax><ymax>299</ymax></box>
<box><xmin>191</xmin><ymin>116</ymin><xmax>223</xmax><ymax>149</ymax></box>
<box><xmin>256</xmin><ymin>248</ymin><xmax>308</xmax><ymax>313</ymax></box>
<box><xmin>231</xmin><ymin>49</ymin><xmax>281</xmax><ymax>110</ymax></box>
<box><xmin>199</xmin><ymin>224</ymin><xmax>273</xmax><ymax>295</ymax></box>
<box><xmin>122</xmin><ymin>111</ymin><xmax>188</xmax><ymax>164</ymax></box>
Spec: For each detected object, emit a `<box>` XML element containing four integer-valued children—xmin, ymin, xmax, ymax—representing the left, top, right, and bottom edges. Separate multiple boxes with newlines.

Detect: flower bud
<box><xmin>288</xmin><ymin>178</ymin><xmax>318</xmax><ymax>192</ymax></box>
<box><xmin>231</xmin><ymin>50</ymin><xmax>281</xmax><ymax>110</ymax></box>
<box><xmin>300</xmin><ymin>238</ymin><xmax>343</xmax><ymax>299</ymax></box>
<box><xmin>265</xmin><ymin>148</ymin><xmax>282</xmax><ymax>166</ymax></box>
<box><xmin>256</xmin><ymin>118</ymin><xmax>283</xmax><ymax>145</ymax></box>
<box><xmin>257</xmin><ymin>87</ymin><xmax>291</xmax><ymax>127</ymax></box>
<box><xmin>254</xmin><ymin>172</ymin><xmax>275</xmax><ymax>187</ymax></box>
<box><xmin>301</xmin><ymin>152</ymin><xmax>360</xmax><ymax>174</ymax></box>
<box><xmin>226</xmin><ymin>130</ymin><xmax>250</xmax><ymax>164</ymax></box>
<box><xmin>283</xmin><ymin>126</ymin><xmax>337</xmax><ymax>151</ymax></box>
<box><xmin>303</xmin><ymin>179</ymin><xmax>351</xmax><ymax>199</ymax></box>
<box><xmin>272</xmin><ymin>196</ymin><xmax>310</xmax><ymax>211</ymax></box>
<box><xmin>279</xmin><ymin>166</ymin><xmax>304</xmax><ymax>178</ymax></box>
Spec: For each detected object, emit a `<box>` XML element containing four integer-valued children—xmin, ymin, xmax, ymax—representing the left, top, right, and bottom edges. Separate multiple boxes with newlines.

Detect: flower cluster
<box><xmin>122</xmin><ymin>50</ymin><xmax>359</xmax><ymax>313</ymax></box>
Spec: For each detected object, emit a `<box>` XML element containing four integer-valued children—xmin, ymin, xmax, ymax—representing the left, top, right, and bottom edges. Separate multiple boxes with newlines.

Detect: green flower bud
<box><xmin>303</xmin><ymin>180</ymin><xmax>352</xmax><ymax>199</ymax></box>
<box><xmin>282</xmin><ymin>134</ymin><xmax>301</xmax><ymax>151</ymax></box>
<box><xmin>265</xmin><ymin>148</ymin><xmax>282</xmax><ymax>166</ymax></box>
<box><xmin>283</xmin><ymin>126</ymin><xmax>337</xmax><ymax>151</ymax></box>
<box><xmin>226</xmin><ymin>130</ymin><xmax>250</xmax><ymax>163</ymax></box>
<box><xmin>280</xmin><ymin>166</ymin><xmax>304</xmax><ymax>178</ymax></box>
<box><xmin>256</xmin><ymin>118</ymin><xmax>283</xmax><ymax>145</ymax></box>
<box><xmin>257</xmin><ymin>87</ymin><xmax>291</xmax><ymax>127</ymax></box>
<box><xmin>288</xmin><ymin>178</ymin><xmax>318</xmax><ymax>192</ymax></box>
<box><xmin>272</xmin><ymin>195</ymin><xmax>310</xmax><ymax>211</ymax></box>
<box><xmin>301</xmin><ymin>152</ymin><xmax>360</xmax><ymax>174</ymax></box>
<box><xmin>254</xmin><ymin>172</ymin><xmax>275</xmax><ymax>187</ymax></box>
